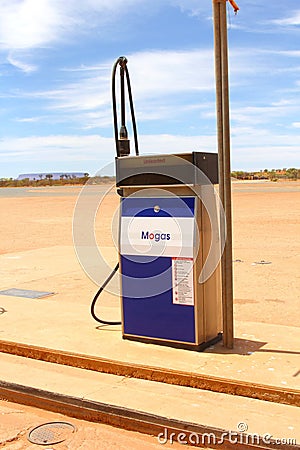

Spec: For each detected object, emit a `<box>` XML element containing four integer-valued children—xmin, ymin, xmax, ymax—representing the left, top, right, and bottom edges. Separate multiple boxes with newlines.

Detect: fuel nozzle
<box><xmin>118</xmin><ymin>58</ymin><xmax>130</xmax><ymax>157</ymax></box>
<box><xmin>112</xmin><ymin>56</ymin><xmax>139</xmax><ymax>157</ymax></box>
<box><xmin>118</xmin><ymin>124</ymin><xmax>130</xmax><ymax>157</ymax></box>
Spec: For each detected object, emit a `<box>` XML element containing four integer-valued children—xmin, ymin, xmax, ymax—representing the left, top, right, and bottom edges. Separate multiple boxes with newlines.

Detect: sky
<box><xmin>0</xmin><ymin>0</ymin><xmax>300</xmax><ymax>178</ymax></box>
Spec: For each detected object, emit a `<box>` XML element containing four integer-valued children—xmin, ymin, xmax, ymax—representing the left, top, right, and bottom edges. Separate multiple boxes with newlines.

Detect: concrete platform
<box><xmin>0</xmin><ymin>244</ymin><xmax>299</xmax><ymax>446</ymax></box>
<box><xmin>1</xmin><ymin>352</ymin><xmax>299</xmax><ymax>448</ymax></box>
<box><xmin>1</xmin><ymin>246</ymin><xmax>300</xmax><ymax>389</ymax></box>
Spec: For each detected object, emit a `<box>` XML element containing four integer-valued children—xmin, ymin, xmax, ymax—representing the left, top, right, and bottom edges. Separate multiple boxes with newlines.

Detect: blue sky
<box><xmin>0</xmin><ymin>0</ymin><xmax>300</xmax><ymax>178</ymax></box>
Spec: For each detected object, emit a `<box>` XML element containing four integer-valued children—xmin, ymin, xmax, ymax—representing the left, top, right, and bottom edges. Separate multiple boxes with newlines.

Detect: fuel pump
<box><xmin>91</xmin><ymin>56</ymin><xmax>222</xmax><ymax>351</ymax></box>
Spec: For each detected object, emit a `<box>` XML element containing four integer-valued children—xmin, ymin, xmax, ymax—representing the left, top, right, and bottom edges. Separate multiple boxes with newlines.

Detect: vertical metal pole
<box><xmin>220</xmin><ymin>0</ymin><xmax>234</xmax><ymax>349</ymax></box>
<box><xmin>213</xmin><ymin>0</ymin><xmax>234</xmax><ymax>348</ymax></box>
<box><xmin>213</xmin><ymin>1</ymin><xmax>224</xmax><ymax>205</ymax></box>
<box><xmin>213</xmin><ymin>0</ymin><xmax>226</xmax><ymax>346</ymax></box>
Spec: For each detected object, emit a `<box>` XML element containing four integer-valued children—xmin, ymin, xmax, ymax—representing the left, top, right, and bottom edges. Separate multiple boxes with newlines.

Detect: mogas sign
<box><xmin>141</xmin><ymin>231</ymin><xmax>171</xmax><ymax>242</ymax></box>
<box><xmin>120</xmin><ymin>215</ymin><xmax>196</xmax><ymax>259</ymax></box>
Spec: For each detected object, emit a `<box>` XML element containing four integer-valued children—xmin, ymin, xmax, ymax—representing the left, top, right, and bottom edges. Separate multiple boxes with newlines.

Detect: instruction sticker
<box><xmin>172</xmin><ymin>257</ymin><xmax>194</xmax><ymax>306</ymax></box>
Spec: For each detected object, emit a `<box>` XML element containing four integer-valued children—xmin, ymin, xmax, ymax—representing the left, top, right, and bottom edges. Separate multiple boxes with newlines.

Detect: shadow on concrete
<box><xmin>204</xmin><ymin>337</ymin><xmax>267</xmax><ymax>355</ymax></box>
<box><xmin>206</xmin><ymin>337</ymin><xmax>300</xmax><ymax>357</ymax></box>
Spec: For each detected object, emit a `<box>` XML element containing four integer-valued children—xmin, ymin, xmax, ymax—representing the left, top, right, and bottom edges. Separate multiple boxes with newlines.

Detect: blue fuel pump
<box><xmin>91</xmin><ymin>57</ymin><xmax>222</xmax><ymax>351</ymax></box>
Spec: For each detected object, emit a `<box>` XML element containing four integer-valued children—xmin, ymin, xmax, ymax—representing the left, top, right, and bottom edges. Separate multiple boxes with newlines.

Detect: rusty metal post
<box><xmin>213</xmin><ymin>0</ymin><xmax>234</xmax><ymax>349</ymax></box>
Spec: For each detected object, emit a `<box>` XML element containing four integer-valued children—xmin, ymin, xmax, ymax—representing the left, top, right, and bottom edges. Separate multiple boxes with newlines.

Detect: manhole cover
<box><xmin>28</xmin><ymin>421</ymin><xmax>76</xmax><ymax>445</ymax></box>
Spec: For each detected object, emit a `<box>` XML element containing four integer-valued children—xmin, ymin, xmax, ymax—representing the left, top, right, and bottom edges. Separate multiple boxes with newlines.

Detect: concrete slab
<box><xmin>1</xmin><ymin>352</ymin><xmax>299</xmax><ymax>446</ymax></box>
<box><xmin>0</xmin><ymin>245</ymin><xmax>299</xmax><ymax>394</ymax></box>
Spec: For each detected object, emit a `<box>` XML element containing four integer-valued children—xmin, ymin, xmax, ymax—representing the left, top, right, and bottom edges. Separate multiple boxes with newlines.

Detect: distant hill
<box><xmin>17</xmin><ymin>172</ymin><xmax>88</xmax><ymax>181</ymax></box>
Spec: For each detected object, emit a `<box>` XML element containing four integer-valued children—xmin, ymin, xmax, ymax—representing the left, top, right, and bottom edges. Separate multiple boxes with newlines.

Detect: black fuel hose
<box><xmin>90</xmin><ymin>56</ymin><xmax>138</xmax><ymax>325</ymax></box>
<box><xmin>112</xmin><ymin>56</ymin><xmax>139</xmax><ymax>156</ymax></box>
<box><xmin>90</xmin><ymin>262</ymin><xmax>120</xmax><ymax>325</ymax></box>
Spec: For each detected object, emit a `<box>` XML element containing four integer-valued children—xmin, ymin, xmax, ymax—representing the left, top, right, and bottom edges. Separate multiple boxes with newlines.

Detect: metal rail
<box><xmin>0</xmin><ymin>341</ymin><xmax>299</xmax><ymax>407</ymax></box>
<box><xmin>0</xmin><ymin>381</ymin><xmax>298</xmax><ymax>450</ymax></box>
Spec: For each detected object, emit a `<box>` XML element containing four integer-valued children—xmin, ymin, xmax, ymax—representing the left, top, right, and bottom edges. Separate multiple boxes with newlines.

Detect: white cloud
<box><xmin>18</xmin><ymin>49</ymin><xmax>213</xmax><ymax>102</ymax></box>
<box><xmin>231</xmin><ymin>103</ymin><xmax>299</xmax><ymax>126</ymax></box>
<box><xmin>9</xmin><ymin>45</ymin><xmax>297</xmax><ymax>133</ymax></box>
<box><xmin>1</xmin><ymin>126</ymin><xmax>299</xmax><ymax>174</ymax></box>
<box><xmin>0</xmin><ymin>0</ymin><xmax>155</xmax><ymax>52</ymax></box>
<box><xmin>0</xmin><ymin>0</ymin><xmax>220</xmax><ymax>58</ymax></box>
<box><xmin>15</xmin><ymin>116</ymin><xmax>42</xmax><ymax>122</ymax></box>
<box><xmin>272</xmin><ymin>10</ymin><xmax>300</xmax><ymax>27</ymax></box>
<box><xmin>170</xmin><ymin>0</ymin><xmax>209</xmax><ymax>17</ymax></box>
<box><xmin>276</xmin><ymin>50</ymin><xmax>300</xmax><ymax>57</ymax></box>
<box><xmin>4</xmin><ymin>48</ymin><xmax>216</xmax><ymax>129</ymax></box>
<box><xmin>0</xmin><ymin>0</ymin><xmax>64</xmax><ymax>50</ymax></box>
<box><xmin>7</xmin><ymin>53</ymin><xmax>37</xmax><ymax>73</ymax></box>
<box><xmin>139</xmin><ymin>133</ymin><xmax>216</xmax><ymax>155</ymax></box>
<box><xmin>0</xmin><ymin>134</ymin><xmax>113</xmax><ymax>163</ymax></box>
<box><xmin>128</xmin><ymin>49</ymin><xmax>215</xmax><ymax>96</ymax></box>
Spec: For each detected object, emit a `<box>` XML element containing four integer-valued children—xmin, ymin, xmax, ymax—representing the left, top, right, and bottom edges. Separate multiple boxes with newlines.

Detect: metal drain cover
<box><xmin>28</xmin><ymin>421</ymin><xmax>76</xmax><ymax>445</ymax></box>
<box><xmin>0</xmin><ymin>288</ymin><xmax>55</xmax><ymax>299</ymax></box>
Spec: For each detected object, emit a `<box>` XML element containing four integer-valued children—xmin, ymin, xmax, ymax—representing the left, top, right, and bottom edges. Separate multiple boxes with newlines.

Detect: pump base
<box><xmin>122</xmin><ymin>332</ymin><xmax>223</xmax><ymax>352</ymax></box>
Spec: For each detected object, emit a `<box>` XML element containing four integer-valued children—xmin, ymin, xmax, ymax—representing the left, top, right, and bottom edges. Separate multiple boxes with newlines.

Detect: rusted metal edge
<box><xmin>0</xmin><ymin>381</ymin><xmax>297</xmax><ymax>450</ymax></box>
<box><xmin>0</xmin><ymin>340</ymin><xmax>299</xmax><ymax>407</ymax></box>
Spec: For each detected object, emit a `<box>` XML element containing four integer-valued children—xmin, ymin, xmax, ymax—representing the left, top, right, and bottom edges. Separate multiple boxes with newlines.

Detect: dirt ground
<box><xmin>0</xmin><ymin>180</ymin><xmax>299</xmax><ymax>448</ymax></box>
<box><xmin>0</xmin><ymin>181</ymin><xmax>299</xmax><ymax>326</ymax></box>
<box><xmin>0</xmin><ymin>399</ymin><xmax>197</xmax><ymax>450</ymax></box>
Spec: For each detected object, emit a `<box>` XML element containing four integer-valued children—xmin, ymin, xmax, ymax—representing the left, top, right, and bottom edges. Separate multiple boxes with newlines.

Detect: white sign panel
<box><xmin>172</xmin><ymin>257</ymin><xmax>194</xmax><ymax>306</ymax></box>
<box><xmin>120</xmin><ymin>216</ymin><xmax>195</xmax><ymax>258</ymax></box>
